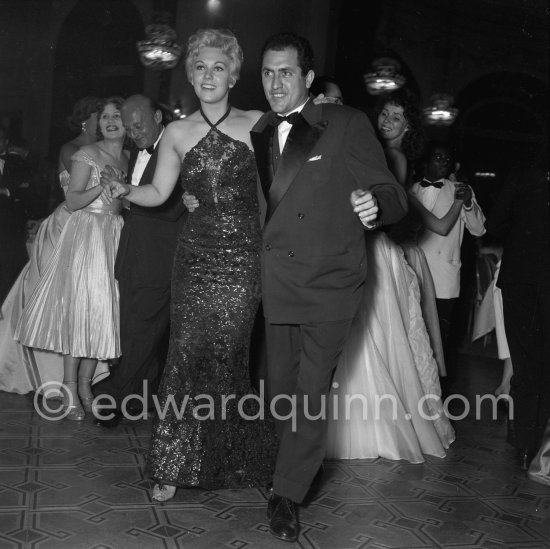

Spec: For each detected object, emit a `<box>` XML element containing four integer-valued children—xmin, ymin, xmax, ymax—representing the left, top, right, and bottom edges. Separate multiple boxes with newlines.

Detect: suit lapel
<box><xmin>266</xmin><ymin>101</ymin><xmax>327</xmax><ymax>223</ymax></box>
<box><xmin>139</xmin><ymin>149</ymin><xmax>158</xmax><ymax>186</ymax></box>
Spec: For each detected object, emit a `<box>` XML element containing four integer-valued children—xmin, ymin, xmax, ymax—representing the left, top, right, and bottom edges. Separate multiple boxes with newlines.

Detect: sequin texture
<box><xmin>146</xmin><ymin>127</ymin><xmax>276</xmax><ymax>489</ymax></box>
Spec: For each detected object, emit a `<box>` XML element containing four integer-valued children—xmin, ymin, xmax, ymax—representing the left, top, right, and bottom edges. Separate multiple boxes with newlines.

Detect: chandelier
<box><xmin>137</xmin><ymin>23</ymin><xmax>182</xmax><ymax>70</ymax></box>
<box><xmin>423</xmin><ymin>94</ymin><xmax>459</xmax><ymax>125</ymax></box>
<box><xmin>363</xmin><ymin>58</ymin><xmax>406</xmax><ymax>95</ymax></box>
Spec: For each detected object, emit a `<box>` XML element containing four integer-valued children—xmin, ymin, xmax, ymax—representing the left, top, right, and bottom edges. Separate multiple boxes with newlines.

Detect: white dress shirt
<box><xmin>277</xmin><ymin>100</ymin><xmax>309</xmax><ymax>153</ymax></box>
<box><xmin>131</xmin><ymin>128</ymin><xmax>164</xmax><ymax>186</ymax></box>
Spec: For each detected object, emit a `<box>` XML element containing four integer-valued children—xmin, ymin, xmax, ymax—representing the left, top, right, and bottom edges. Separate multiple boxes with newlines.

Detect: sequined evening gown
<box><xmin>147</xmin><ymin>115</ymin><xmax>276</xmax><ymax>490</ymax></box>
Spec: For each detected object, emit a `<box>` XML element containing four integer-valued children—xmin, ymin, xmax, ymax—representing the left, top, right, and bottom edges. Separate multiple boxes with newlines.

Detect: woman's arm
<box><xmin>111</xmin><ymin>124</ymin><xmax>181</xmax><ymax>206</ymax></box>
<box><xmin>59</xmin><ymin>142</ymin><xmax>78</xmax><ymax>174</ymax></box>
<box><xmin>384</xmin><ymin>147</ymin><xmax>408</xmax><ymax>186</ymax></box>
<box><xmin>409</xmin><ymin>194</ymin><xmax>463</xmax><ymax>236</ymax></box>
<box><xmin>66</xmin><ymin>157</ymin><xmax>102</xmax><ymax>211</ymax></box>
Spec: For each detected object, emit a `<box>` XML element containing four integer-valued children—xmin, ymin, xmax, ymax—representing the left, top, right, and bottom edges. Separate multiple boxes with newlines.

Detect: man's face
<box><xmin>261</xmin><ymin>47</ymin><xmax>314</xmax><ymax>114</ymax></box>
<box><xmin>426</xmin><ymin>147</ymin><xmax>452</xmax><ymax>181</ymax></box>
<box><xmin>121</xmin><ymin>103</ymin><xmax>161</xmax><ymax>150</ymax></box>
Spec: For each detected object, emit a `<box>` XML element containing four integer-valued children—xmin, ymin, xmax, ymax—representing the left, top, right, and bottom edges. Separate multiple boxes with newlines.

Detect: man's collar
<box><xmin>279</xmin><ymin>98</ymin><xmax>310</xmax><ymax>118</ymax></box>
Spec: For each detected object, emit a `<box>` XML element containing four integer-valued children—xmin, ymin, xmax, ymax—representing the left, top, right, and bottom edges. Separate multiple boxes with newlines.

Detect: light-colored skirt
<box><xmin>15</xmin><ymin>208</ymin><xmax>123</xmax><ymax>361</ymax></box>
<box><xmin>327</xmin><ymin>233</ymin><xmax>455</xmax><ymax>463</ymax></box>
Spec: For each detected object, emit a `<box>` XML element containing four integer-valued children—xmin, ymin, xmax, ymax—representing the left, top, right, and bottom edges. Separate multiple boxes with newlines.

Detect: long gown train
<box><xmin>327</xmin><ymin>233</ymin><xmax>455</xmax><ymax>463</ymax></box>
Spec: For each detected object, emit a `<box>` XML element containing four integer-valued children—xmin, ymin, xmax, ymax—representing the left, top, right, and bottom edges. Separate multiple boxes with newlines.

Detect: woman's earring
<box><xmin>81</xmin><ymin>122</ymin><xmax>86</xmax><ymax>132</ymax></box>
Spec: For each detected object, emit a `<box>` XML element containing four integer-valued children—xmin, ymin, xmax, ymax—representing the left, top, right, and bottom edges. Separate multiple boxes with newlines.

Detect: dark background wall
<box><xmin>0</xmin><ymin>0</ymin><xmax>547</xmax><ymax>195</ymax></box>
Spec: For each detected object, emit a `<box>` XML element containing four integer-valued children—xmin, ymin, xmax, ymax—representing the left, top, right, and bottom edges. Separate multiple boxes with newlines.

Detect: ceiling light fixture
<box><xmin>423</xmin><ymin>94</ymin><xmax>459</xmax><ymax>125</ymax></box>
<box><xmin>137</xmin><ymin>23</ymin><xmax>182</xmax><ymax>71</ymax></box>
<box><xmin>363</xmin><ymin>57</ymin><xmax>406</xmax><ymax>95</ymax></box>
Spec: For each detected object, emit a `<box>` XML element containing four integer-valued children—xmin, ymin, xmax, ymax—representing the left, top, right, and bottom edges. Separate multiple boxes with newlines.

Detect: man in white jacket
<box><xmin>410</xmin><ymin>143</ymin><xmax>486</xmax><ymax>373</ymax></box>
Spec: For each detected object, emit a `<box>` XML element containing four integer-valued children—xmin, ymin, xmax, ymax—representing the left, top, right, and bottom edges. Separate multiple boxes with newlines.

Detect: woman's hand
<box><xmin>182</xmin><ymin>192</ymin><xmax>199</xmax><ymax>212</ymax></box>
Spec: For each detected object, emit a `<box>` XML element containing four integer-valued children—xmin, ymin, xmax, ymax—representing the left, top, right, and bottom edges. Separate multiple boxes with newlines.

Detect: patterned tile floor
<box><xmin>1</xmin><ymin>351</ymin><xmax>549</xmax><ymax>549</ymax></box>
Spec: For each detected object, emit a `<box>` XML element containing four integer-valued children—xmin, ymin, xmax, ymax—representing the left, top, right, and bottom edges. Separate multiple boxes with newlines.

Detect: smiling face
<box><xmin>190</xmin><ymin>47</ymin><xmax>234</xmax><ymax>104</ymax></box>
<box><xmin>378</xmin><ymin>103</ymin><xmax>408</xmax><ymax>143</ymax></box>
<box><xmin>98</xmin><ymin>103</ymin><xmax>125</xmax><ymax>140</ymax></box>
<box><xmin>261</xmin><ymin>47</ymin><xmax>314</xmax><ymax>114</ymax></box>
<box><xmin>121</xmin><ymin>100</ymin><xmax>161</xmax><ymax>150</ymax></box>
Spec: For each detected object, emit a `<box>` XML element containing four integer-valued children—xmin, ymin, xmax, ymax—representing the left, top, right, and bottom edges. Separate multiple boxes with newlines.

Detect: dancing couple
<box><xmin>102</xmin><ymin>28</ymin><xmax>407</xmax><ymax>542</ymax></box>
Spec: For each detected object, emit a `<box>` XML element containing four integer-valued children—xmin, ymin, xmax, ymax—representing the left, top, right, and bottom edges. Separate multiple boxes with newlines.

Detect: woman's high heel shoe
<box><xmin>78</xmin><ymin>377</ymin><xmax>95</xmax><ymax>413</ymax></box>
<box><xmin>62</xmin><ymin>382</ymin><xmax>85</xmax><ymax>421</ymax></box>
<box><xmin>152</xmin><ymin>484</ymin><xmax>177</xmax><ymax>502</ymax></box>
<box><xmin>80</xmin><ymin>396</ymin><xmax>95</xmax><ymax>413</ymax></box>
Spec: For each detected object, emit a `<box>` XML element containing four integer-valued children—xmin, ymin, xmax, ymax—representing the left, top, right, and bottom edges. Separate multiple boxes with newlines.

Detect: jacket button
<box><xmin>298</xmin><ymin>212</ymin><xmax>305</xmax><ymax>219</ymax></box>
<box><xmin>265</xmin><ymin>244</ymin><xmax>271</xmax><ymax>251</ymax></box>
<box><xmin>288</xmin><ymin>250</ymin><xmax>295</xmax><ymax>257</ymax></box>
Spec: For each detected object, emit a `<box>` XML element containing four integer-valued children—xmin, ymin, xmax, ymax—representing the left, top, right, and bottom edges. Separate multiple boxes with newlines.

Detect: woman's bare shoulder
<box><xmin>232</xmin><ymin>107</ymin><xmax>265</xmax><ymax>126</ymax></box>
<box><xmin>385</xmin><ymin>147</ymin><xmax>406</xmax><ymax>161</ymax></box>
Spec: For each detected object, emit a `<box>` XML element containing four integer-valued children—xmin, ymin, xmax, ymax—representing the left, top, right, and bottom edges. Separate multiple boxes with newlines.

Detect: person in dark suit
<box><xmin>485</xmin><ymin>155</ymin><xmax>550</xmax><ymax>470</ymax></box>
<box><xmin>94</xmin><ymin>94</ymin><xmax>186</xmax><ymax>425</ymax></box>
<box><xmin>250</xmin><ymin>32</ymin><xmax>408</xmax><ymax>542</ymax></box>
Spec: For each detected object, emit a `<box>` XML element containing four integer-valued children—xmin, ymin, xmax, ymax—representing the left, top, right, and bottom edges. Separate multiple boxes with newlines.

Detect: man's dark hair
<box><xmin>260</xmin><ymin>32</ymin><xmax>314</xmax><ymax>75</ymax></box>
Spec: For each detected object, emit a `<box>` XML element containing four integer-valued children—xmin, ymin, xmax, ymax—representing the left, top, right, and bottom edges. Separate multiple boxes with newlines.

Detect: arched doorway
<box><xmin>50</xmin><ymin>0</ymin><xmax>144</xmax><ymax>158</ymax></box>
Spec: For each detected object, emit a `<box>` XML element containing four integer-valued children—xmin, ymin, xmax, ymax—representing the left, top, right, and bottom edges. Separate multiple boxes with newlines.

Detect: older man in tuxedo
<box><xmin>250</xmin><ymin>32</ymin><xmax>408</xmax><ymax>542</ymax></box>
<box><xmin>94</xmin><ymin>94</ymin><xmax>186</xmax><ymax>426</ymax></box>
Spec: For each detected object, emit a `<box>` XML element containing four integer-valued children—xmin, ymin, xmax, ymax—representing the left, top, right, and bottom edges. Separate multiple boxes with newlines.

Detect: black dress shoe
<box><xmin>267</xmin><ymin>494</ymin><xmax>299</xmax><ymax>542</ymax></box>
<box><xmin>93</xmin><ymin>409</ymin><xmax>123</xmax><ymax>428</ymax></box>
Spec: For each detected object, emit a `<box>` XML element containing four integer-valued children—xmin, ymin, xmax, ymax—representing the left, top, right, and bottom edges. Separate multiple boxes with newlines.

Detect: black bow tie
<box><xmin>420</xmin><ymin>178</ymin><xmax>443</xmax><ymax>189</ymax></box>
<box><xmin>269</xmin><ymin>112</ymin><xmax>302</xmax><ymax>126</ymax></box>
<box><xmin>139</xmin><ymin>145</ymin><xmax>155</xmax><ymax>155</ymax></box>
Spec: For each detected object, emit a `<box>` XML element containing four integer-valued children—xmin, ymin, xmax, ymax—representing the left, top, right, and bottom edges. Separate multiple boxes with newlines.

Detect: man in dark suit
<box><xmin>94</xmin><ymin>94</ymin><xmax>186</xmax><ymax>426</ymax></box>
<box><xmin>250</xmin><ymin>32</ymin><xmax>408</xmax><ymax>542</ymax></box>
<box><xmin>486</xmin><ymin>155</ymin><xmax>550</xmax><ymax>469</ymax></box>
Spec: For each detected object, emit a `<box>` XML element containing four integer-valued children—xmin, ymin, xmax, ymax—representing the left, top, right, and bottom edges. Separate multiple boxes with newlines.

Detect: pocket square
<box><xmin>307</xmin><ymin>155</ymin><xmax>322</xmax><ymax>162</ymax></box>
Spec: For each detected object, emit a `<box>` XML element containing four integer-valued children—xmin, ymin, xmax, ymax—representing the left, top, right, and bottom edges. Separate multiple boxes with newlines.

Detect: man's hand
<box><xmin>182</xmin><ymin>192</ymin><xmax>199</xmax><ymax>212</ymax></box>
<box><xmin>454</xmin><ymin>183</ymin><xmax>472</xmax><ymax>207</ymax></box>
<box><xmin>312</xmin><ymin>93</ymin><xmax>342</xmax><ymax>105</ymax></box>
<box><xmin>351</xmin><ymin>189</ymin><xmax>380</xmax><ymax>229</ymax></box>
<box><xmin>99</xmin><ymin>165</ymin><xmax>130</xmax><ymax>199</ymax></box>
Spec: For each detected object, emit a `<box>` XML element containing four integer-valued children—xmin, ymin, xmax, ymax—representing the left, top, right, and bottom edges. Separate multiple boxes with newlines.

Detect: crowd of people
<box><xmin>0</xmin><ymin>27</ymin><xmax>548</xmax><ymax>541</ymax></box>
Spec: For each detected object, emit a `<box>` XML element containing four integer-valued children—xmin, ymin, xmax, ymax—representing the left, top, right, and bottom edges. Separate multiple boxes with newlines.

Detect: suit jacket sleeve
<box><xmin>344</xmin><ymin>112</ymin><xmax>408</xmax><ymax>225</ymax></box>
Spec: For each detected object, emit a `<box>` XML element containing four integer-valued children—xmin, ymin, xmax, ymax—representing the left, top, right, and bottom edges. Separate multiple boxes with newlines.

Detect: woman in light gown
<box><xmin>15</xmin><ymin>97</ymin><xmax>127</xmax><ymax>420</ymax></box>
<box><xmin>326</xmin><ymin>89</ymin><xmax>463</xmax><ymax>463</ymax></box>
<box><xmin>106</xmin><ymin>29</ymin><xmax>276</xmax><ymax>502</ymax></box>
<box><xmin>0</xmin><ymin>96</ymin><xmax>109</xmax><ymax>394</ymax></box>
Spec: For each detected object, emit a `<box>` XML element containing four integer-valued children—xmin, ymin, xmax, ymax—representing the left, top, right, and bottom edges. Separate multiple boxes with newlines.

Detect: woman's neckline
<box><xmin>199</xmin><ymin>104</ymin><xmax>232</xmax><ymax>129</ymax></box>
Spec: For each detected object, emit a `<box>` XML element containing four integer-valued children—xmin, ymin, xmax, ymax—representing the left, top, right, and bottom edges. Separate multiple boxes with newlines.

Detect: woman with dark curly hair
<box><xmin>377</xmin><ymin>88</ymin><xmax>425</xmax><ymax>185</ymax></box>
<box><xmin>15</xmin><ymin>97</ymin><xmax>128</xmax><ymax>420</ymax></box>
